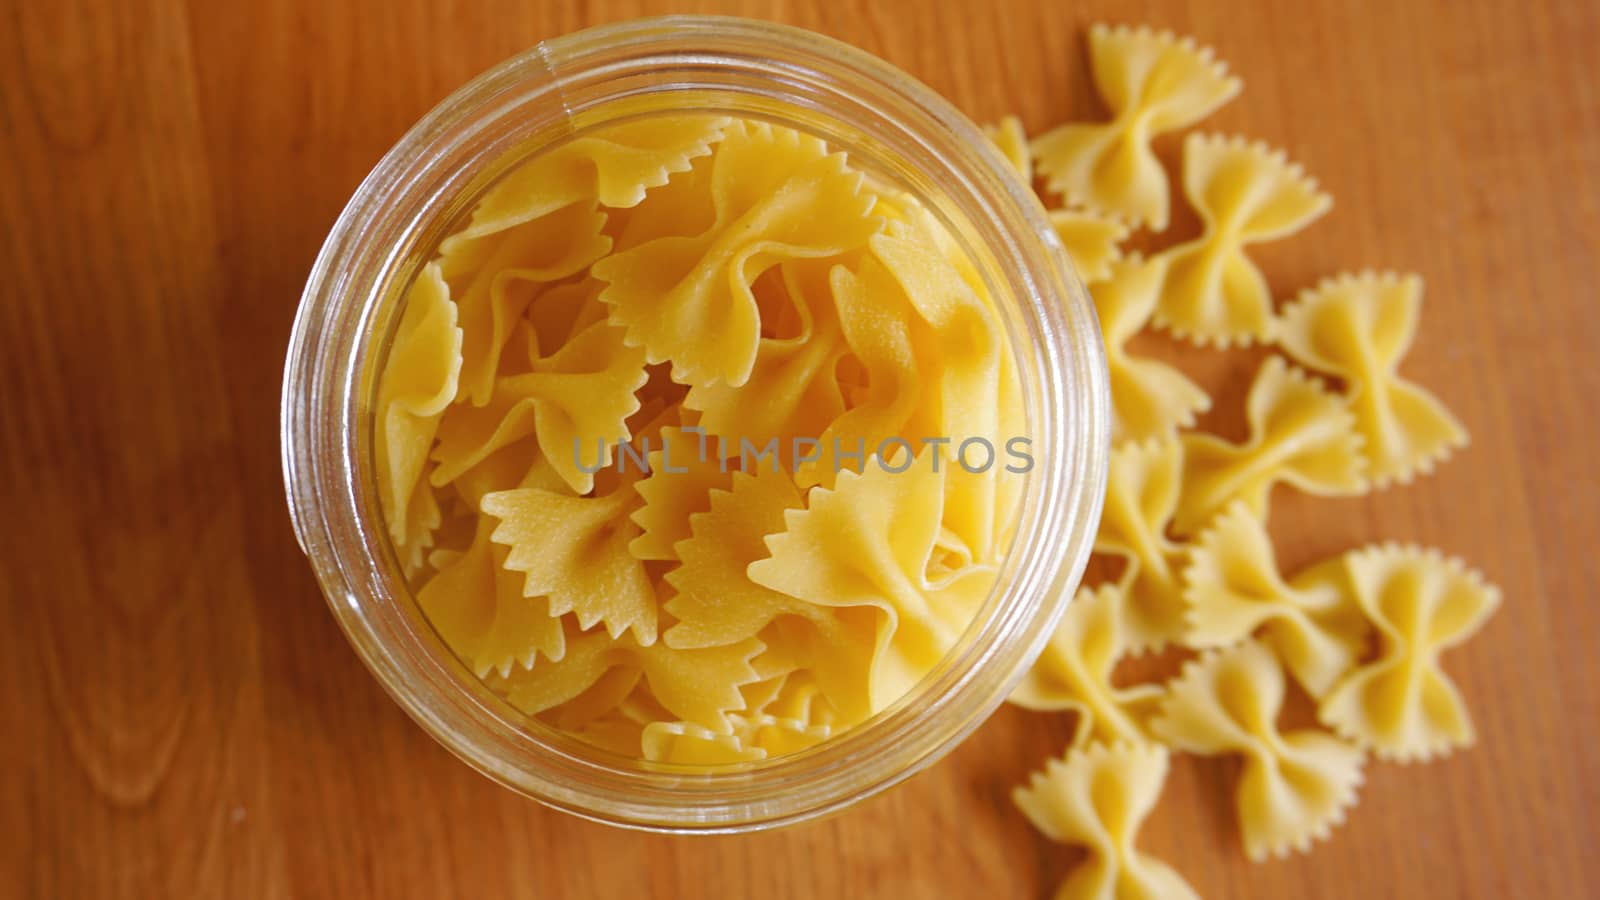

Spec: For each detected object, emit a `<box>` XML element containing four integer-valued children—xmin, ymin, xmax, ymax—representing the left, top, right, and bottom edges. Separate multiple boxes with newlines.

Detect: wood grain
<box><xmin>2</xmin><ymin>0</ymin><xmax>1596</xmax><ymax>897</ymax></box>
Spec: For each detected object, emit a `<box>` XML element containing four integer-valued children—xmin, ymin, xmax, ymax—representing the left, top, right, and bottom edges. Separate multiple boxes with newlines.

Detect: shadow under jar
<box><xmin>281</xmin><ymin>15</ymin><xmax>1109</xmax><ymax>832</ymax></box>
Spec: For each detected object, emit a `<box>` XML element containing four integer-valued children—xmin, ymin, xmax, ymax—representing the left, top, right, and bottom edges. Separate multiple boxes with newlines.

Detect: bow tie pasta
<box><xmin>375</xmin><ymin>114</ymin><xmax>1027</xmax><ymax>762</ymax></box>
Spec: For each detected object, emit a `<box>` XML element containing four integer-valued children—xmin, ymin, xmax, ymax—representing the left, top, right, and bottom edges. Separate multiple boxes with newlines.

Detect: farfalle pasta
<box><xmin>1014</xmin><ymin>741</ymin><xmax>1200</xmax><ymax>900</ymax></box>
<box><xmin>1276</xmin><ymin>271</ymin><xmax>1469</xmax><ymax>487</ymax></box>
<box><xmin>377</xmin><ymin>112</ymin><xmax>1025</xmax><ymax>762</ymax></box>
<box><xmin>1094</xmin><ymin>439</ymin><xmax>1190</xmax><ymax>651</ymax></box>
<box><xmin>1009</xmin><ymin>583</ymin><xmax>1164</xmax><ymax>748</ymax></box>
<box><xmin>1032</xmin><ymin>24</ymin><xmax>1241</xmax><ymax>229</ymax></box>
<box><xmin>1153</xmin><ymin>641</ymin><xmax>1366</xmax><ymax>860</ymax></box>
<box><xmin>375</xmin><ymin>263</ymin><xmax>463</xmax><ymax>576</ymax></box>
<box><xmin>1154</xmin><ymin>134</ymin><xmax>1332</xmax><ymax>345</ymax></box>
<box><xmin>1050</xmin><ymin>210</ymin><xmax>1130</xmax><ymax>285</ymax></box>
<box><xmin>1318</xmin><ymin>544</ymin><xmax>1500</xmax><ymax>761</ymax></box>
<box><xmin>983</xmin><ymin>115</ymin><xmax>1032</xmax><ymax>183</ymax></box>
<box><xmin>1183</xmin><ymin>502</ymin><xmax>1370</xmax><ymax>697</ymax></box>
<box><xmin>750</xmin><ymin>448</ymin><xmax>998</xmax><ymax>711</ymax></box>
<box><xmin>1175</xmin><ymin>355</ymin><xmax>1366</xmax><ymax>535</ymax></box>
<box><xmin>1092</xmin><ymin>256</ymin><xmax>1211</xmax><ymax>444</ymax></box>
<box><xmin>595</xmin><ymin>120</ymin><xmax>884</xmax><ymax>389</ymax></box>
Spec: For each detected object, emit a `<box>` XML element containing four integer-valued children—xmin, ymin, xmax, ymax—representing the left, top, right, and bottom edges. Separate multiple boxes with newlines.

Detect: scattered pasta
<box><xmin>1276</xmin><ymin>271</ymin><xmax>1469</xmax><ymax>487</ymax></box>
<box><xmin>1014</xmin><ymin>741</ymin><xmax>1200</xmax><ymax>900</ymax></box>
<box><xmin>1153</xmin><ymin>641</ymin><xmax>1366</xmax><ymax>860</ymax></box>
<box><xmin>1092</xmin><ymin>255</ymin><xmax>1211</xmax><ymax>444</ymax></box>
<box><xmin>1154</xmin><ymin>134</ymin><xmax>1332</xmax><ymax>345</ymax></box>
<box><xmin>1175</xmin><ymin>355</ymin><xmax>1366</xmax><ymax>535</ymax></box>
<box><xmin>1010</xmin><ymin>19</ymin><xmax>1497</xmax><ymax>892</ymax></box>
<box><xmin>1050</xmin><ymin>209</ymin><xmax>1131</xmax><ymax>284</ymax></box>
<box><xmin>983</xmin><ymin>115</ymin><xmax>1033</xmax><ymax>183</ymax></box>
<box><xmin>1094</xmin><ymin>439</ymin><xmax>1190</xmax><ymax>651</ymax></box>
<box><xmin>1032</xmin><ymin>24</ymin><xmax>1241</xmax><ymax>229</ymax></box>
<box><xmin>1009</xmin><ymin>583</ymin><xmax>1164</xmax><ymax>748</ymax></box>
<box><xmin>1182</xmin><ymin>501</ymin><xmax>1370</xmax><ymax>698</ymax></box>
<box><xmin>1318</xmin><ymin>544</ymin><xmax>1501</xmax><ymax>761</ymax></box>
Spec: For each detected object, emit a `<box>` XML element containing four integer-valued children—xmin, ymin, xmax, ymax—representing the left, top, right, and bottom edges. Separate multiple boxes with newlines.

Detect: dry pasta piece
<box><xmin>429</xmin><ymin>319</ymin><xmax>648</xmax><ymax>496</ymax></box>
<box><xmin>595</xmin><ymin>119</ymin><xmax>883</xmax><ymax>389</ymax></box>
<box><xmin>444</xmin><ymin>114</ymin><xmax>730</xmax><ymax>246</ymax></box>
<box><xmin>755</xmin><ymin>613</ymin><xmax>880</xmax><ymax>727</ymax></box>
<box><xmin>871</xmin><ymin>221</ymin><xmax>1007</xmax><ymax>558</ymax></box>
<box><xmin>749</xmin><ymin>449</ymin><xmax>997</xmax><ymax>711</ymax></box>
<box><xmin>1013</xmin><ymin>741</ymin><xmax>1199</xmax><ymax>900</ymax></box>
<box><xmin>1183</xmin><ymin>502</ymin><xmax>1370</xmax><ymax>697</ymax></box>
<box><xmin>1275</xmin><ymin>271</ymin><xmax>1469</xmax><ymax>487</ymax></box>
<box><xmin>1175</xmin><ymin>356</ymin><xmax>1366</xmax><ymax>536</ymax></box>
<box><xmin>642</xmin><ymin>721</ymin><xmax>767</xmax><ymax>765</ymax></box>
<box><xmin>490</xmin><ymin>628</ymin><xmax>764</xmax><ymax>732</ymax></box>
<box><xmin>482</xmin><ymin>471</ymin><xmax>657</xmax><ymax>645</ymax></box>
<box><xmin>1154</xmin><ymin>134</ymin><xmax>1332</xmax><ymax>344</ymax></box>
<box><xmin>731</xmin><ymin>712</ymin><xmax>832</xmax><ymax>756</ymax></box>
<box><xmin>1032</xmin><ymin>24</ymin><xmax>1241</xmax><ymax>230</ymax></box>
<box><xmin>661</xmin><ymin>467</ymin><xmax>818</xmax><ymax>648</ymax></box>
<box><xmin>1318</xmin><ymin>544</ymin><xmax>1500</xmax><ymax>762</ymax></box>
<box><xmin>375</xmin><ymin>263</ymin><xmax>462</xmax><ymax>575</ymax></box>
<box><xmin>444</xmin><ymin>201</ymin><xmax>614</xmax><ymax>405</ymax></box>
<box><xmin>627</xmin><ymin>426</ymin><xmax>732</xmax><ymax>561</ymax></box>
<box><xmin>682</xmin><ymin>261</ymin><xmax>849</xmax><ymax>463</ymax></box>
<box><xmin>1152</xmin><ymin>641</ymin><xmax>1365</xmax><ymax>860</ymax></box>
<box><xmin>417</xmin><ymin>516</ymin><xmax>565</xmax><ymax>678</ymax></box>
<box><xmin>1009</xmin><ymin>583</ymin><xmax>1164</xmax><ymax>749</ymax></box>
<box><xmin>1092</xmin><ymin>256</ymin><xmax>1211</xmax><ymax>444</ymax></box>
<box><xmin>983</xmin><ymin>115</ymin><xmax>1033</xmax><ymax>183</ymax></box>
<box><xmin>1050</xmin><ymin>210</ymin><xmax>1131</xmax><ymax>285</ymax></box>
<box><xmin>1094</xmin><ymin>440</ymin><xmax>1190</xmax><ymax>651</ymax></box>
<box><xmin>794</xmin><ymin>255</ymin><xmax>925</xmax><ymax>490</ymax></box>
<box><xmin>553</xmin><ymin>666</ymin><xmax>644</xmax><ymax>733</ymax></box>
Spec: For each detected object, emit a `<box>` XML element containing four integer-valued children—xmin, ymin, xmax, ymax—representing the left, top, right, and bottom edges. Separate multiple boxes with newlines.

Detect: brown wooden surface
<box><xmin>3</xmin><ymin>0</ymin><xmax>1597</xmax><ymax>897</ymax></box>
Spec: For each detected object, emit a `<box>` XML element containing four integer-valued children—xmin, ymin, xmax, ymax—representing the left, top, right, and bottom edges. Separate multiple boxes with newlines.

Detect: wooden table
<box><xmin>4</xmin><ymin>0</ymin><xmax>1596</xmax><ymax>896</ymax></box>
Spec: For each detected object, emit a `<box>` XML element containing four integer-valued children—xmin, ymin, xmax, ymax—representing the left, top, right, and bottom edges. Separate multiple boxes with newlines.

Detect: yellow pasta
<box><xmin>445</xmin><ymin>201</ymin><xmax>615</xmax><ymax>404</ymax></box>
<box><xmin>417</xmin><ymin>516</ymin><xmax>566</xmax><ymax>678</ymax></box>
<box><xmin>375</xmin><ymin>263</ymin><xmax>462</xmax><ymax>575</ymax></box>
<box><xmin>1009</xmin><ymin>584</ymin><xmax>1164</xmax><ymax>749</ymax></box>
<box><xmin>1013</xmin><ymin>741</ymin><xmax>1200</xmax><ymax>900</ymax></box>
<box><xmin>750</xmin><ymin>449</ymin><xmax>997</xmax><ymax>712</ymax></box>
<box><xmin>1050</xmin><ymin>209</ymin><xmax>1131</xmax><ymax>284</ymax></box>
<box><xmin>1154</xmin><ymin>134</ymin><xmax>1332</xmax><ymax>344</ymax></box>
<box><xmin>1094</xmin><ymin>440</ymin><xmax>1190</xmax><ymax>651</ymax></box>
<box><xmin>429</xmin><ymin>319</ymin><xmax>648</xmax><ymax>495</ymax></box>
<box><xmin>1032</xmin><ymin>23</ymin><xmax>1241</xmax><ymax>230</ymax></box>
<box><xmin>1153</xmin><ymin>641</ymin><xmax>1366</xmax><ymax>861</ymax></box>
<box><xmin>1182</xmin><ymin>502</ymin><xmax>1370</xmax><ymax>698</ymax></box>
<box><xmin>595</xmin><ymin>120</ymin><xmax>884</xmax><ymax>389</ymax></box>
<box><xmin>1275</xmin><ymin>271</ymin><xmax>1469</xmax><ymax>487</ymax></box>
<box><xmin>1092</xmin><ymin>256</ymin><xmax>1211</xmax><ymax>444</ymax></box>
<box><xmin>482</xmin><ymin>472</ymin><xmax>658</xmax><ymax>645</ymax></box>
<box><xmin>627</xmin><ymin>426</ymin><xmax>732</xmax><ymax>561</ymax></box>
<box><xmin>983</xmin><ymin>115</ymin><xmax>1033</xmax><ymax>183</ymax></box>
<box><xmin>491</xmin><ymin>628</ymin><xmax>764</xmax><ymax>733</ymax></box>
<box><xmin>681</xmin><ymin>261</ymin><xmax>850</xmax><ymax>462</ymax></box>
<box><xmin>794</xmin><ymin>254</ymin><xmax>925</xmax><ymax>490</ymax></box>
<box><xmin>1175</xmin><ymin>355</ymin><xmax>1366</xmax><ymax>535</ymax></box>
<box><xmin>445</xmin><ymin>114</ymin><xmax>731</xmax><ymax>246</ymax></box>
<box><xmin>641</xmin><ymin>720</ymin><xmax>767</xmax><ymax>765</ymax></box>
<box><xmin>661</xmin><ymin>467</ymin><xmax>816</xmax><ymax>648</ymax></box>
<box><xmin>1318</xmin><ymin>544</ymin><xmax>1500</xmax><ymax>762</ymax></box>
<box><xmin>382</xmin><ymin>112</ymin><xmax>1032</xmax><ymax>763</ymax></box>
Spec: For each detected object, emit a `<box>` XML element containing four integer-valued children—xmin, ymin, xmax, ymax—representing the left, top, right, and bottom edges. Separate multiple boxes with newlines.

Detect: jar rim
<box><xmin>282</xmin><ymin>14</ymin><xmax>1109</xmax><ymax>832</ymax></box>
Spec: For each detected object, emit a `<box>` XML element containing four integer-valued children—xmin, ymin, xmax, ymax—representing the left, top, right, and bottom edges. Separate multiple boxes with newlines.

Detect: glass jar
<box><xmin>281</xmin><ymin>15</ymin><xmax>1109</xmax><ymax>832</ymax></box>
